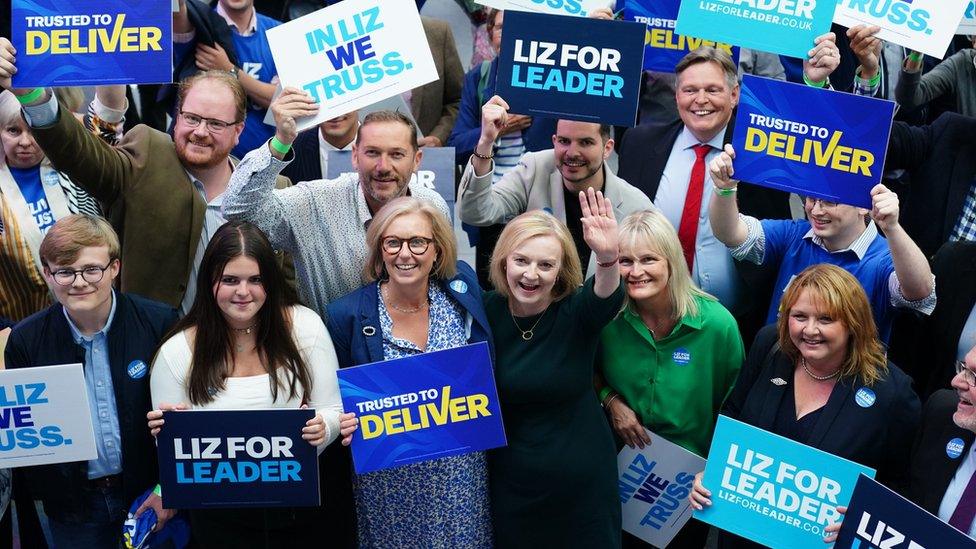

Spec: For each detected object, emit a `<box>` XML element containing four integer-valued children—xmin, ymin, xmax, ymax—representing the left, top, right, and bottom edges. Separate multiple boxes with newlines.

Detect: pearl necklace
<box><xmin>801</xmin><ymin>358</ymin><xmax>840</xmax><ymax>381</ymax></box>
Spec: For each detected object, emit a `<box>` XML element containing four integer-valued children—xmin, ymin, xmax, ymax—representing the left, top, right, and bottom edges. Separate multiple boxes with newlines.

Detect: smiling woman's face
<box><xmin>213</xmin><ymin>255</ymin><xmax>266</xmax><ymax>329</ymax></box>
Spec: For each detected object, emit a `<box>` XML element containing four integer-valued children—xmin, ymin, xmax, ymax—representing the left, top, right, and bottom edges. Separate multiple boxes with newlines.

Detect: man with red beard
<box><xmin>0</xmin><ymin>39</ymin><xmax>290</xmax><ymax>312</ymax></box>
<box><xmin>457</xmin><ymin>94</ymin><xmax>653</xmax><ymax>278</ymax></box>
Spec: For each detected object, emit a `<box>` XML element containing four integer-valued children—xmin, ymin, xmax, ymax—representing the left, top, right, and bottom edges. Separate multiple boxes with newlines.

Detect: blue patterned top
<box><xmin>352</xmin><ymin>280</ymin><xmax>492</xmax><ymax>548</ymax></box>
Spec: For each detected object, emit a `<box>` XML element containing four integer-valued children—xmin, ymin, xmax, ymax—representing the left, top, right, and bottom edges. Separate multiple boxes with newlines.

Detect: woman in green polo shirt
<box><xmin>598</xmin><ymin>210</ymin><xmax>744</xmax><ymax>455</ymax></box>
<box><xmin>597</xmin><ymin>210</ymin><xmax>744</xmax><ymax>547</ymax></box>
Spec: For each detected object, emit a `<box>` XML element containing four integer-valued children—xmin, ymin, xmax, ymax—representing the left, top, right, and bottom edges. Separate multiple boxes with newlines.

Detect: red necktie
<box><xmin>677</xmin><ymin>144</ymin><xmax>711</xmax><ymax>271</ymax></box>
<box><xmin>950</xmin><ymin>469</ymin><xmax>976</xmax><ymax>533</ymax></box>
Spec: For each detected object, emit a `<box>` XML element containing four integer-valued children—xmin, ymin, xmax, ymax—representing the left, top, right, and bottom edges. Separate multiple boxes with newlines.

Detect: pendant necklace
<box><xmin>801</xmin><ymin>358</ymin><xmax>840</xmax><ymax>381</ymax></box>
<box><xmin>233</xmin><ymin>323</ymin><xmax>257</xmax><ymax>353</ymax></box>
<box><xmin>511</xmin><ymin>306</ymin><xmax>550</xmax><ymax>341</ymax></box>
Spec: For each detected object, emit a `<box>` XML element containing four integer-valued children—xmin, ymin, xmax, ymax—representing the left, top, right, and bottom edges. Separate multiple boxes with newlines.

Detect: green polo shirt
<box><xmin>597</xmin><ymin>294</ymin><xmax>744</xmax><ymax>456</ymax></box>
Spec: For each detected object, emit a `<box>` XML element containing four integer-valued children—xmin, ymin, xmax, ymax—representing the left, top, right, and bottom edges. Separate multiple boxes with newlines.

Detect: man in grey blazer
<box><xmin>457</xmin><ymin>95</ymin><xmax>655</xmax><ymax>277</ymax></box>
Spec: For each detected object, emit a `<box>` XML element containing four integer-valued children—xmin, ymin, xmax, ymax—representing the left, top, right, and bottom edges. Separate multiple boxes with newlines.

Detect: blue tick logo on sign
<box><xmin>855</xmin><ymin>387</ymin><xmax>876</xmax><ymax>408</ymax></box>
<box><xmin>449</xmin><ymin>280</ymin><xmax>468</xmax><ymax>294</ymax></box>
<box><xmin>126</xmin><ymin>360</ymin><xmax>147</xmax><ymax>380</ymax></box>
<box><xmin>672</xmin><ymin>348</ymin><xmax>691</xmax><ymax>366</ymax></box>
<box><xmin>947</xmin><ymin>437</ymin><xmax>966</xmax><ymax>459</ymax></box>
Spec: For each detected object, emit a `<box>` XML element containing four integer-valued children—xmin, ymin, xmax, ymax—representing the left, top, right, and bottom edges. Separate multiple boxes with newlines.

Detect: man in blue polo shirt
<box><xmin>707</xmin><ymin>144</ymin><xmax>935</xmax><ymax>342</ymax></box>
<box><xmin>174</xmin><ymin>0</ymin><xmax>281</xmax><ymax>158</ymax></box>
<box><xmin>4</xmin><ymin>215</ymin><xmax>177</xmax><ymax>547</ymax></box>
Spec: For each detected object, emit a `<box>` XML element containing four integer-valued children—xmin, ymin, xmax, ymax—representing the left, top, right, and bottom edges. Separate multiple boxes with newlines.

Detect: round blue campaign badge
<box><xmin>449</xmin><ymin>280</ymin><xmax>468</xmax><ymax>294</ymax></box>
<box><xmin>126</xmin><ymin>360</ymin><xmax>147</xmax><ymax>380</ymax></box>
<box><xmin>947</xmin><ymin>437</ymin><xmax>966</xmax><ymax>459</ymax></box>
<box><xmin>855</xmin><ymin>387</ymin><xmax>876</xmax><ymax>408</ymax></box>
<box><xmin>672</xmin><ymin>348</ymin><xmax>691</xmax><ymax>366</ymax></box>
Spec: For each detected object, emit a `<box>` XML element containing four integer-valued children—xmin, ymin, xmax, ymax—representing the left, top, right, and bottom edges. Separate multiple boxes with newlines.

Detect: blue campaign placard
<box><xmin>731</xmin><ymin>75</ymin><xmax>896</xmax><ymax>209</ymax></box>
<box><xmin>493</xmin><ymin>11</ymin><xmax>645</xmax><ymax>127</ymax></box>
<box><xmin>156</xmin><ymin>409</ymin><xmax>319</xmax><ymax>509</ymax></box>
<box><xmin>835</xmin><ymin>474</ymin><xmax>975</xmax><ymax>549</ymax></box>
<box><xmin>674</xmin><ymin>0</ymin><xmax>836</xmax><ymax>58</ymax></box>
<box><xmin>694</xmin><ymin>415</ymin><xmax>876</xmax><ymax>547</ymax></box>
<box><xmin>620</xmin><ymin>0</ymin><xmax>740</xmax><ymax>73</ymax></box>
<box><xmin>337</xmin><ymin>342</ymin><xmax>506</xmax><ymax>474</ymax></box>
<box><xmin>12</xmin><ymin>0</ymin><xmax>172</xmax><ymax>87</ymax></box>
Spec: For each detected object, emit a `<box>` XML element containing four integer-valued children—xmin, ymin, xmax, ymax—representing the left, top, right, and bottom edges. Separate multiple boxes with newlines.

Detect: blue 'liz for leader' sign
<box><xmin>694</xmin><ymin>416</ymin><xmax>876</xmax><ymax>548</ymax></box>
<box><xmin>337</xmin><ymin>342</ymin><xmax>506</xmax><ymax>474</ymax></box>
<box><xmin>11</xmin><ymin>0</ymin><xmax>172</xmax><ymax>87</ymax></box>
<box><xmin>835</xmin><ymin>474</ymin><xmax>976</xmax><ymax>549</ymax></box>
<box><xmin>157</xmin><ymin>409</ymin><xmax>318</xmax><ymax>509</ymax></box>
<box><xmin>675</xmin><ymin>0</ymin><xmax>836</xmax><ymax>58</ymax></box>
<box><xmin>494</xmin><ymin>11</ymin><xmax>645</xmax><ymax>127</ymax></box>
<box><xmin>731</xmin><ymin>75</ymin><xmax>896</xmax><ymax>209</ymax></box>
<box><xmin>621</xmin><ymin>0</ymin><xmax>740</xmax><ymax>73</ymax></box>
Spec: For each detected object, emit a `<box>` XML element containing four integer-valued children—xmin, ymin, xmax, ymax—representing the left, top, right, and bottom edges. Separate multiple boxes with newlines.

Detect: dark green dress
<box><xmin>486</xmin><ymin>279</ymin><xmax>624</xmax><ymax>548</ymax></box>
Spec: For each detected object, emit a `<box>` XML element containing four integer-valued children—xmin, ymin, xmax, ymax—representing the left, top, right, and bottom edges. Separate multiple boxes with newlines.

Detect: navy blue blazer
<box><xmin>325</xmin><ymin>261</ymin><xmax>493</xmax><ymax>368</ymax></box>
<box><xmin>909</xmin><ymin>389</ymin><xmax>976</xmax><ymax>515</ymax></box>
<box><xmin>3</xmin><ymin>293</ymin><xmax>177</xmax><ymax>507</ymax></box>
<box><xmin>723</xmin><ymin>325</ymin><xmax>921</xmax><ymax>493</ymax></box>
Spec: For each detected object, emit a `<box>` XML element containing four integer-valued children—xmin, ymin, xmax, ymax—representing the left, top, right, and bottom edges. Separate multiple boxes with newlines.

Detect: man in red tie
<box><xmin>617</xmin><ymin>43</ymin><xmax>839</xmax><ymax>338</ymax></box>
<box><xmin>908</xmin><ymin>344</ymin><xmax>976</xmax><ymax>540</ymax></box>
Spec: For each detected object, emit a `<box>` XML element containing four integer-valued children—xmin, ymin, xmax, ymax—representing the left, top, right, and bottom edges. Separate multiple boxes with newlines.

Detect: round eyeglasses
<box><xmin>382</xmin><ymin>236</ymin><xmax>434</xmax><ymax>255</ymax></box>
<box><xmin>49</xmin><ymin>263</ymin><xmax>114</xmax><ymax>286</ymax></box>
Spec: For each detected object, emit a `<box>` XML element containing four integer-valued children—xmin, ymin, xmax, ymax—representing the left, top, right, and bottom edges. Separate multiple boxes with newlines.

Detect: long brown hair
<box><xmin>776</xmin><ymin>264</ymin><xmax>888</xmax><ymax>385</ymax></box>
<box><xmin>165</xmin><ymin>221</ymin><xmax>311</xmax><ymax>404</ymax></box>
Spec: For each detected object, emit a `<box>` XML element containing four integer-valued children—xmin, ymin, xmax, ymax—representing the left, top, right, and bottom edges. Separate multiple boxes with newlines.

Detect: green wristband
<box><xmin>802</xmin><ymin>74</ymin><xmax>828</xmax><ymax>88</ymax></box>
<box><xmin>16</xmin><ymin>88</ymin><xmax>45</xmax><ymax>105</ymax></box>
<box><xmin>908</xmin><ymin>52</ymin><xmax>923</xmax><ymax>63</ymax></box>
<box><xmin>269</xmin><ymin>136</ymin><xmax>292</xmax><ymax>155</ymax></box>
<box><xmin>714</xmin><ymin>184</ymin><xmax>738</xmax><ymax>197</ymax></box>
<box><xmin>152</xmin><ymin>483</ymin><xmax>162</xmax><ymax>497</ymax></box>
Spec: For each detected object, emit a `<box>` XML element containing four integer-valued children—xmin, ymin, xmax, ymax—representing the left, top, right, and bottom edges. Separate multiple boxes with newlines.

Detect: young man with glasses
<box><xmin>707</xmin><ymin>143</ymin><xmax>935</xmax><ymax>342</ymax></box>
<box><xmin>0</xmin><ymin>44</ymin><xmax>293</xmax><ymax>312</ymax></box>
<box><xmin>4</xmin><ymin>214</ymin><xmax>177</xmax><ymax>548</ymax></box>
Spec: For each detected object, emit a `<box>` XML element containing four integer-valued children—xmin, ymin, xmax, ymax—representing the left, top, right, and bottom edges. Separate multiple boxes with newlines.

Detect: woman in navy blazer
<box><xmin>326</xmin><ymin>196</ymin><xmax>494</xmax><ymax>548</ymax></box>
<box><xmin>690</xmin><ymin>264</ymin><xmax>920</xmax><ymax>548</ymax></box>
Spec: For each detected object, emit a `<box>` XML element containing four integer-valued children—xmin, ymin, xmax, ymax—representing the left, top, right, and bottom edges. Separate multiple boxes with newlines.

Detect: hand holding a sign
<box><xmin>709</xmin><ymin>144</ymin><xmax>739</xmax><ymax>191</ymax></box>
<box><xmin>270</xmin><ymin>88</ymin><xmax>319</xmax><ymax>155</ymax></box>
<box><xmin>147</xmin><ymin>402</ymin><xmax>188</xmax><ymax>438</ymax></box>
<box><xmin>869</xmin><ymin>184</ymin><xmax>901</xmax><ymax>233</ymax></box>
<box><xmin>479</xmin><ymin>95</ymin><xmax>510</xmax><ymax>145</ymax></box>
<box><xmin>803</xmin><ymin>32</ymin><xmax>841</xmax><ymax>85</ymax></box>
<box><xmin>339</xmin><ymin>412</ymin><xmax>359</xmax><ymax>446</ymax></box>
<box><xmin>689</xmin><ymin>471</ymin><xmax>711</xmax><ymax>510</ymax></box>
<box><xmin>822</xmin><ymin>506</ymin><xmax>846</xmax><ymax>543</ymax></box>
<box><xmin>300</xmin><ymin>405</ymin><xmax>326</xmax><ymax>447</ymax></box>
<box><xmin>847</xmin><ymin>25</ymin><xmax>882</xmax><ymax>81</ymax></box>
<box><xmin>0</xmin><ymin>38</ymin><xmax>20</xmax><ymax>92</ymax></box>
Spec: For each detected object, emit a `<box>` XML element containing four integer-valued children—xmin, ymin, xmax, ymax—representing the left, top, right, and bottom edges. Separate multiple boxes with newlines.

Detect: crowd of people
<box><xmin>0</xmin><ymin>0</ymin><xmax>975</xmax><ymax>547</ymax></box>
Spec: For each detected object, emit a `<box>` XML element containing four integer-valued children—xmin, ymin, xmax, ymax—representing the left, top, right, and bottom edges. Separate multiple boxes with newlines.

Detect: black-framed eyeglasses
<box><xmin>382</xmin><ymin>236</ymin><xmax>434</xmax><ymax>255</ymax></box>
<box><xmin>179</xmin><ymin>110</ymin><xmax>240</xmax><ymax>134</ymax></box>
<box><xmin>49</xmin><ymin>262</ymin><xmax>115</xmax><ymax>286</ymax></box>
<box><xmin>956</xmin><ymin>361</ymin><xmax>976</xmax><ymax>388</ymax></box>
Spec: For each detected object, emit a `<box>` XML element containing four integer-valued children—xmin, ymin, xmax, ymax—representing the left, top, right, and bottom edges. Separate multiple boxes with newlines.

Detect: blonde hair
<box><xmin>776</xmin><ymin>264</ymin><xmax>888</xmax><ymax>386</ymax></box>
<box><xmin>39</xmin><ymin>214</ymin><xmax>120</xmax><ymax>268</ymax></box>
<box><xmin>618</xmin><ymin>210</ymin><xmax>713</xmax><ymax>319</ymax></box>
<box><xmin>363</xmin><ymin>196</ymin><xmax>457</xmax><ymax>282</ymax></box>
<box><xmin>0</xmin><ymin>91</ymin><xmax>23</xmax><ymax>129</ymax></box>
<box><xmin>489</xmin><ymin>211</ymin><xmax>583</xmax><ymax>302</ymax></box>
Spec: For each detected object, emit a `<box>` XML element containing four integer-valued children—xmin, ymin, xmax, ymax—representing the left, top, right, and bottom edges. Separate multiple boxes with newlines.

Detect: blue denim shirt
<box><xmin>63</xmin><ymin>292</ymin><xmax>122</xmax><ymax>479</ymax></box>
